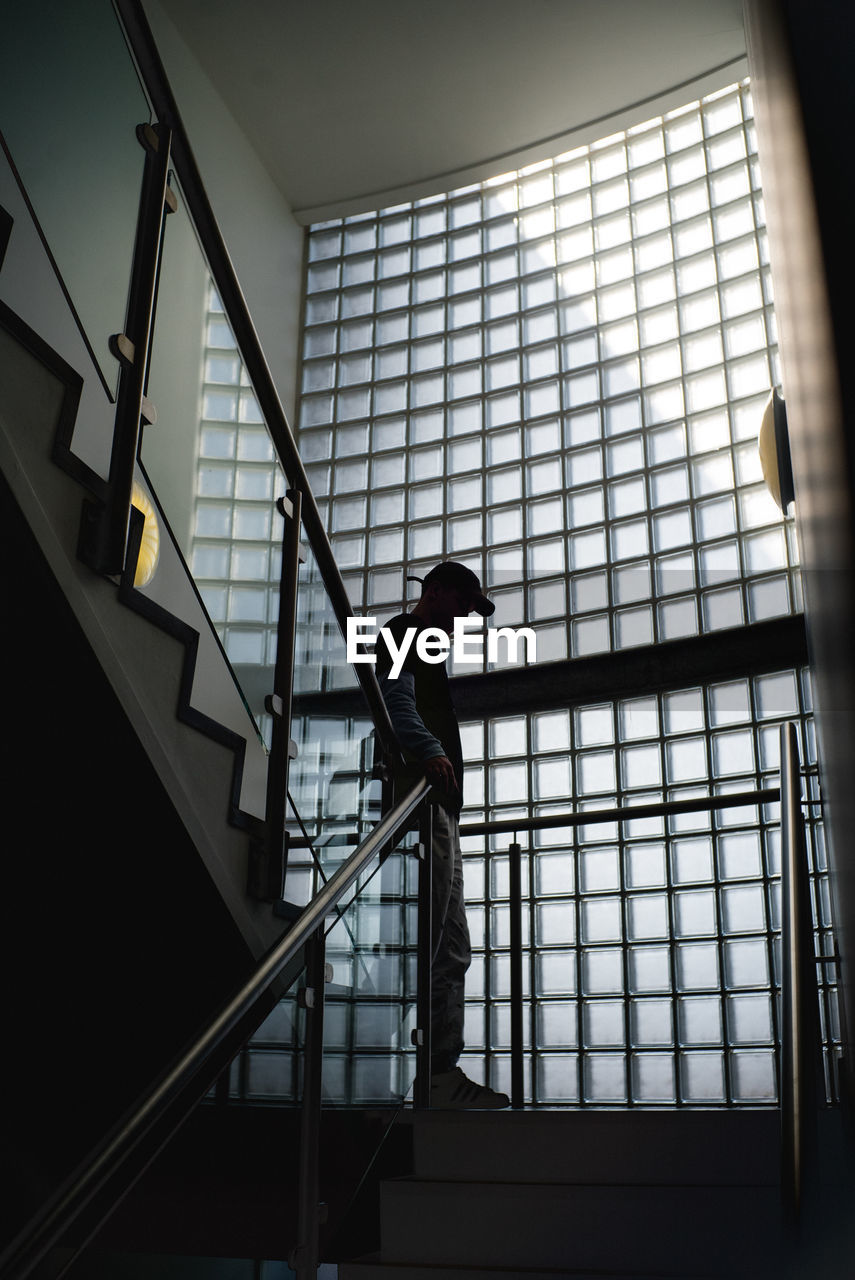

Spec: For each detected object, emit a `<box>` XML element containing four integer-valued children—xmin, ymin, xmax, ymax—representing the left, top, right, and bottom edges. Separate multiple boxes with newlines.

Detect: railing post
<box><xmin>250</xmin><ymin>490</ymin><xmax>303</xmax><ymax>900</ymax></box>
<box><xmin>413</xmin><ymin>801</ymin><xmax>433</xmax><ymax>1108</ymax></box>
<box><xmin>78</xmin><ymin>121</ymin><xmax>174</xmax><ymax>577</ymax></box>
<box><xmin>291</xmin><ymin>925</ymin><xmax>328</xmax><ymax>1280</ymax></box>
<box><xmin>509</xmin><ymin>840</ymin><xmax>525</xmax><ymax>1109</ymax></box>
<box><xmin>780</xmin><ymin>720</ymin><xmax>821</xmax><ymax>1222</ymax></box>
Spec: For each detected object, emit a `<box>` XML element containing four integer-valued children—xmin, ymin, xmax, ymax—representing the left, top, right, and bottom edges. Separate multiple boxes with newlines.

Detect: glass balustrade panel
<box><xmin>0</xmin><ymin>0</ymin><xmax>150</xmax><ymax>395</ymax></box>
<box><xmin>228</xmin><ymin>826</ymin><xmax>421</xmax><ymax>1108</ymax></box>
<box><xmin>287</xmin><ymin>540</ymin><xmax>383</xmax><ymax>902</ymax></box>
<box><xmin>144</xmin><ymin>181</ymin><xmax>379</xmax><ymax>842</ymax></box>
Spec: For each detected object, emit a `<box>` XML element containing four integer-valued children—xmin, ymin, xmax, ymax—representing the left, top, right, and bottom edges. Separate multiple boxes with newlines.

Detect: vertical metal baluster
<box><xmin>509</xmin><ymin>839</ymin><xmax>524</xmax><ymax>1108</ymax></box>
<box><xmin>251</xmin><ymin>489</ymin><xmax>303</xmax><ymax>900</ymax></box>
<box><xmin>780</xmin><ymin>720</ymin><xmax>821</xmax><ymax>1223</ymax></box>
<box><xmin>414</xmin><ymin>801</ymin><xmax>433</xmax><ymax>1108</ymax></box>
<box><xmin>292</xmin><ymin>925</ymin><xmax>327</xmax><ymax>1280</ymax></box>
<box><xmin>79</xmin><ymin>122</ymin><xmax>173</xmax><ymax>576</ymax></box>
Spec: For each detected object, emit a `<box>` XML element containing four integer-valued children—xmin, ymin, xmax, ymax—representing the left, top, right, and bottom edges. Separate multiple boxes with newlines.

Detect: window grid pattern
<box><xmin>296</xmin><ymin>81</ymin><xmax>796</xmax><ymax>669</ymax></box>
<box><xmin>190</xmin><ymin>289</ymin><xmax>285</xmax><ymax>672</ymax></box>
<box><xmin>228</xmin><ymin>836</ymin><xmax>420</xmax><ymax>1106</ymax></box>
<box><xmin>227</xmin><ymin>669</ymin><xmax>836</xmax><ymax>1108</ymax></box>
<box><xmin>456</xmin><ymin>668</ymin><xmax>835</xmax><ymax>1106</ymax></box>
<box><xmin>195</xmin><ymin>81</ymin><xmax>838</xmax><ymax>1108</ymax></box>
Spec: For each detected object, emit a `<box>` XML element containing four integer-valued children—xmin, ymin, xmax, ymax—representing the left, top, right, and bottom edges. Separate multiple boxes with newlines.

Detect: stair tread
<box><xmin>378</xmin><ymin>1179</ymin><xmax>782</xmax><ymax>1273</ymax></box>
<box><xmin>405</xmin><ymin>1108</ymin><xmax>780</xmax><ymax>1185</ymax></box>
<box><xmin>342</xmin><ymin>1260</ymin><xmax>714</xmax><ymax>1280</ymax></box>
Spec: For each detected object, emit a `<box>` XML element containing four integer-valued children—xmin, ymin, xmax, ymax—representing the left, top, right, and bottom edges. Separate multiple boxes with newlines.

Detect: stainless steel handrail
<box><xmin>78</xmin><ymin>119</ymin><xmax>173</xmax><ymax>576</ymax></box>
<box><xmin>287</xmin><ymin>786</ymin><xmax>781</xmax><ymax>846</ymax></box>
<box><xmin>0</xmin><ymin>779</ymin><xmax>431</xmax><ymax>1280</ymax></box>
<box><xmin>113</xmin><ymin>0</ymin><xmax>399</xmax><ymax>760</ymax></box>
<box><xmin>461</xmin><ymin>788</ymin><xmax>780</xmax><ymax>836</ymax></box>
<box><xmin>779</xmin><ymin>720</ymin><xmax>820</xmax><ymax>1220</ymax></box>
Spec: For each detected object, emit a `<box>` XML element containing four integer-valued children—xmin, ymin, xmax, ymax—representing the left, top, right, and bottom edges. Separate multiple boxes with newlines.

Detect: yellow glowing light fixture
<box><xmin>131</xmin><ymin>481</ymin><xmax>160</xmax><ymax>588</ymax></box>
<box><xmin>758</xmin><ymin>387</ymin><xmax>795</xmax><ymax>514</ymax></box>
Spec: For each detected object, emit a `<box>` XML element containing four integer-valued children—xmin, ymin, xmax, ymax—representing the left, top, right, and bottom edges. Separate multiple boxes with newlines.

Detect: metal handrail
<box><xmin>0</xmin><ymin>779</ymin><xmax>431</xmax><ymax>1280</ymax></box>
<box><xmin>493</xmin><ymin>785</ymin><xmax>780</xmax><ymax>1109</ymax></box>
<box><xmin>779</xmin><ymin>720</ymin><xmax>822</xmax><ymax>1220</ymax></box>
<box><xmin>461</xmin><ymin>788</ymin><xmax>781</xmax><ymax>835</ymax></box>
<box><xmin>113</xmin><ymin>0</ymin><xmax>399</xmax><ymax>760</ymax></box>
<box><xmin>77</xmin><ymin>119</ymin><xmax>173</xmax><ymax>576</ymax></box>
<box><xmin>288</xmin><ymin>787</ymin><xmax>781</xmax><ymax>846</ymax></box>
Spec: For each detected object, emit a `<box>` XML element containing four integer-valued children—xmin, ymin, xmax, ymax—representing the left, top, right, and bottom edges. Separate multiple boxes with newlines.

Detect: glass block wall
<box><xmin>201</xmin><ymin>79</ymin><xmax>839</xmax><ymax>1106</ymax></box>
<box><xmin>192</xmin><ymin>293</ymin><xmax>284</xmax><ymax>673</ymax></box>
<box><xmin>229</xmin><ymin>668</ymin><xmax>836</xmax><ymax>1107</ymax></box>
<box><xmin>297</xmin><ymin>80</ymin><xmax>798</xmax><ymax>671</ymax></box>
<box><xmin>455</xmin><ymin>668</ymin><xmax>834</xmax><ymax>1105</ymax></box>
<box><xmin>189</xmin><ymin>79</ymin><xmax>799</xmax><ymax>699</ymax></box>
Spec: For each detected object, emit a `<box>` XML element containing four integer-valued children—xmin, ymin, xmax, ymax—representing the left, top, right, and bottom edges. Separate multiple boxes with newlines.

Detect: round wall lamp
<box><xmin>131</xmin><ymin>480</ymin><xmax>161</xmax><ymax>588</ymax></box>
<box><xmin>758</xmin><ymin>387</ymin><xmax>795</xmax><ymax>514</ymax></box>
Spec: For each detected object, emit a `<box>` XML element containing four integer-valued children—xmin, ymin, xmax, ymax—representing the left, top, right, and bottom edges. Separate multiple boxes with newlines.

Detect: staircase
<box><xmin>341</xmin><ymin>1109</ymin><xmax>791</xmax><ymax>1280</ymax></box>
<box><xmin>0</xmin><ymin>141</ymin><xmax>291</xmax><ymax>1255</ymax></box>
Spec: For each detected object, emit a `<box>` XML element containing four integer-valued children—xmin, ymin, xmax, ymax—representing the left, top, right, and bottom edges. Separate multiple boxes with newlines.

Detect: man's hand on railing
<box><xmin>423</xmin><ymin>754</ymin><xmax>459</xmax><ymax>797</ymax></box>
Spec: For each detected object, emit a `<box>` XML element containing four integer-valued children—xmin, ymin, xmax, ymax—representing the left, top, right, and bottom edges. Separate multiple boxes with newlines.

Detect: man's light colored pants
<box><xmin>430</xmin><ymin>805</ymin><xmax>471</xmax><ymax>1073</ymax></box>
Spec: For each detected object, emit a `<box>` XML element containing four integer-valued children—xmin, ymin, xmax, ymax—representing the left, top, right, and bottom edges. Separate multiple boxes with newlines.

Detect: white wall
<box><xmin>142</xmin><ymin>0</ymin><xmax>305</xmax><ymax>427</ymax></box>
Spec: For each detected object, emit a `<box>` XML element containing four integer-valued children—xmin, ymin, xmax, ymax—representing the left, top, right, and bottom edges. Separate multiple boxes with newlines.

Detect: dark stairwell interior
<box><xmin>0</xmin><ymin>464</ymin><xmax>262</xmax><ymax>1251</ymax></box>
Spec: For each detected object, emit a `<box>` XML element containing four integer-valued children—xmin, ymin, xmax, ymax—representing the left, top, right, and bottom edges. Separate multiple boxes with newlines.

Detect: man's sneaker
<box><xmin>429</xmin><ymin>1066</ymin><xmax>510</xmax><ymax>1109</ymax></box>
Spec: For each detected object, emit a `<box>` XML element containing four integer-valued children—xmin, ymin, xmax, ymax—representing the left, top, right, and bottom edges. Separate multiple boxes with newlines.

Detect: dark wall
<box><xmin>744</xmin><ymin>0</ymin><xmax>855</xmax><ymax>1099</ymax></box>
<box><xmin>0</xmin><ymin>468</ymin><xmax>257</xmax><ymax>1247</ymax></box>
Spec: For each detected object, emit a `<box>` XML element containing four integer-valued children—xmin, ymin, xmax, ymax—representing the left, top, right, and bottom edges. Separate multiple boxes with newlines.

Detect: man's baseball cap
<box><xmin>409</xmin><ymin>560</ymin><xmax>495</xmax><ymax>617</ymax></box>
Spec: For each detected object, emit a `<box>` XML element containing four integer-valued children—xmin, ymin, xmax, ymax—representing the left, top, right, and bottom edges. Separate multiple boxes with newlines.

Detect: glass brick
<box><xmin>534</xmin><ymin>756</ymin><xmax>572</xmax><ymax>800</ymax></box>
<box><xmin>727</xmin><ymin>993</ymin><xmax>773</xmax><ymax>1045</ymax></box>
<box><xmin>632</xmin><ymin>1054</ymin><xmax>676</xmax><ymax>1102</ymax></box>
<box><xmin>584</xmin><ymin>1053</ymin><xmax>627</xmax><ymax>1102</ymax></box>
<box><xmin>535</xmin><ymin>847</ymin><xmax>575</xmax><ymax>897</ymax></box>
<box><xmin>681</xmin><ymin>1051</ymin><xmax>725</xmax><ymax>1102</ymax></box>
<box><xmin>533</xmin><ymin>1001</ymin><xmax>577</xmax><ymax>1053</ymax></box>
<box><xmin>622</xmin><ymin>744</ymin><xmax>662</xmax><ymax>789</ymax></box>
<box><xmin>537</xmin><ymin>952</ymin><xmax>578</xmax><ymax>998</ymax></box>
<box><xmin>675</xmin><ymin>889</ymin><xmax>717</xmax><ymax>937</ymax></box>
<box><xmin>628</xmin><ymin>894</ymin><xmax>669</xmax><ymax>941</ymax></box>
<box><xmin>755</xmin><ymin>671</ymin><xmax>800</xmax><ymax>719</ymax></box>
<box><xmin>722</xmin><ymin>885</ymin><xmax>766</xmax><ymax>934</ymax></box>
<box><xmin>676</xmin><ymin>941</ymin><xmax>719</xmax><ymax>990</ymax></box>
<box><xmin>701</xmin><ymin>586</ymin><xmax>742</xmax><ymax>632</ymax></box>
<box><xmin>749</xmin><ymin>576</ymin><xmax>791</xmax><ymax>620</ymax></box>
<box><xmin>712</xmin><ymin>729</ymin><xmax>755</xmax><ymax>776</ymax></box>
<box><xmin>408</xmin><ymin>523</ymin><xmax>442</xmax><ymax>559</ymax></box>
<box><xmin>629</xmin><ymin>945</ymin><xmax>671</xmax><ymax>993</ymax></box>
<box><xmin>679</xmin><ymin>995</ymin><xmax>723</xmax><ymax>1045</ymax></box>
<box><xmin>536</xmin><ymin>901</ymin><xmax>575</xmax><ymax>947</ymax></box>
<box><xmin>666</xmin><ymin>737</ymin><xmax>707</xmax><ymax>783</ymax></box>
<box><xmin>581</xmin><ymin>947</ymin><xmax>622</xmax><ymax>993</ymax></box>
<box><xmin>533</xmin><ymin>1054</ymin><xmax>577</xmax><ymax>1103</ymax></box>
<box><xmin>569</xmin><ymin>575</ymin><xmax>607</xmax><ymax>619</ymax></box>
<box><xmin>619</xmin><ymin>697</ymin><xmax>659</xmax><ymax>741</ymax></box>
<box><xmin>611</xmin><ymin>520</ymin><xmax>648</xmax><ymax>562</ymax></box>
<box><xmin>581</xmin><ymin>847</ymin><xmax>620</xmax><ymax>893</ymax></box>
<box><xmin>584</xmin><ymin>1000</ymin><xmax>625</xmax><ymax>1048</ymax></box>
<box><xmin>669</xmin><ymin>147</ymin><xmax>707</xmax><ymax>187</ymax></box>
<box><xmin>582</xmin><ymin>898</ymin><xmax>622</xmax><ymax>944</ymax></box>
<box><xmin>731</xmin><ymin>1049</ymin><xmax>776</xmax><ymax>1102</ymax></box>
<box><xmin>629</xmin><ymin>995</ymin><xmax>673</xmax><ymax>1048</ymax></box>
<box><xmin>672</xmin><ymin>836</ymin><xmax>713</xmax><ymax>884</ymax></box>
<box><xmin>530</xmin><ymin>711</ymin><xmax>570</xmax><ymax>756</ymax></box>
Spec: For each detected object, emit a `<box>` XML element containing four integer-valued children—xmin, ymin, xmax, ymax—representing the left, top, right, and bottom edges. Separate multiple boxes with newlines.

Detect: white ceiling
<box><xmin>157</xmin><ymin>0</ymin><xmax>747</xmax><ymax>224</ymax></box>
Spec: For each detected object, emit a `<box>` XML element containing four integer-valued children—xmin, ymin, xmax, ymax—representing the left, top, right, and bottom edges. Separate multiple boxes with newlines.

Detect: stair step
<box><xmin>341</xmin><ymin>1258</ymin><xmax>713</xmax><ymax>1280</ymax></box>
<box><xmin>379</xmin><ymin>1179</ymin><xmax>783</xmax><ymax>1275</ymax></box>
<box><xmin>405</xmin><ymin>1109</ymin><xmax>780</xmax><ymax>1186</ymax></box>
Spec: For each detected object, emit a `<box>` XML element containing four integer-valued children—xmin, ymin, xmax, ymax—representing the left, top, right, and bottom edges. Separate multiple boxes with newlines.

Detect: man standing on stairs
<box><xmin>376</xmin><ymin>560</ymin><xmax>510</xmax><ymax>1110</ymax></box>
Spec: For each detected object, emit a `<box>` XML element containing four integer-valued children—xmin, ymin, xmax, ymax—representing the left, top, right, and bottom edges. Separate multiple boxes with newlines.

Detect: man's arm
<box><xmin>380</xmin><ymin>671</ymin><xmax>459</xmax><ymax>794</ymax></box>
